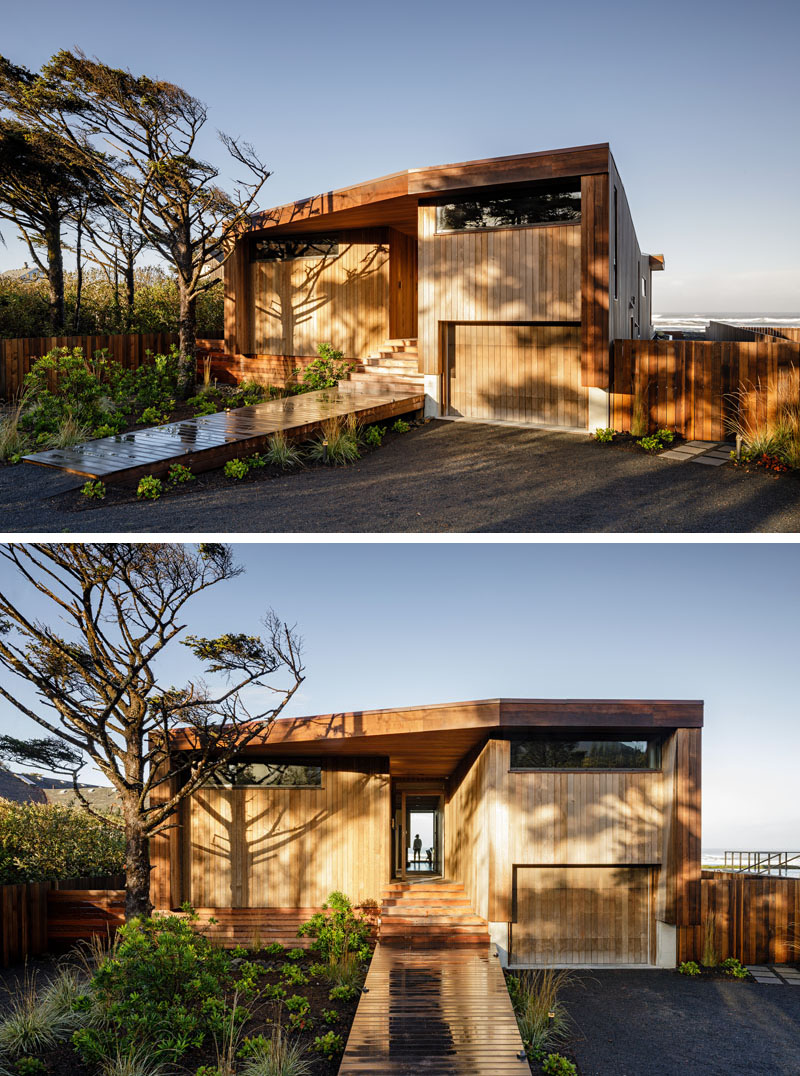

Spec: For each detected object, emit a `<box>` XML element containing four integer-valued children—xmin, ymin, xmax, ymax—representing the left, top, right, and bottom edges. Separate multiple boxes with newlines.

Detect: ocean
<box><xmin>653</xmin><ymin>313</ymin><xmax>800</xmax><ymax>334</ymax></box>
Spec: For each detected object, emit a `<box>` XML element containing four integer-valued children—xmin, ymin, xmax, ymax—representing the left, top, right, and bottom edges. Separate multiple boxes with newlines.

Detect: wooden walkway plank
<box><xmin>21</xmin><ymin>388</ymin><xmax>424</xmax><ymax>486</ymax></box>
<box><xmin>338</xmin><ymin>945</ymin><xmax>529</xmax><ymax>1075</ymax></box>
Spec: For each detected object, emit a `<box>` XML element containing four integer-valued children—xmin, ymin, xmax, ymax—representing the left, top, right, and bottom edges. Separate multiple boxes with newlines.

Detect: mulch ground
<box><xmin>3</xmin><ymin>419</ymin><xmax>800</xmax><ymax>533</ymax></box>
<box><xmin>559</xmin><ymin>969</ymin><xmax>800</xmax><ymax>1076</ymax></box>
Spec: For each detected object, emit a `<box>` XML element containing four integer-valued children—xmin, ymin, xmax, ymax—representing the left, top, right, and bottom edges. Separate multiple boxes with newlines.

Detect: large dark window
<box><xmin>510</xmin><ymin>736</ymin><xmax>661</xmax><ymax>770</ymax></box>
<box><xmin>202</xmin><ymin>760</ymin><xmax>322</xmax><ymax>788</ymax></box>
<box><xmin>435</xmin><ymin>182</ymin><xmax>581</xmax><ymax>233</ymax></box>
<box><xmin>251</xmin><ymin>236</ymin><xmax>339</xmax><ymax>261</ymax></box>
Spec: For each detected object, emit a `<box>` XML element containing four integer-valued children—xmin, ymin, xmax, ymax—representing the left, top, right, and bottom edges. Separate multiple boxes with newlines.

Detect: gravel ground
<box><xmin>561</xmin><ymin>970</ymin><xmax>800</xmax><ymax>1075</ymax></box>
<box><xmin>2</xmin><ymin>420</ymin><xmax>799</xmax><ymax>533</ymax></box>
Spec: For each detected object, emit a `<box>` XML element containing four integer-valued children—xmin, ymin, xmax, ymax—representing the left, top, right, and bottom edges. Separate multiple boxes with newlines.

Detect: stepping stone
<box><xmin>690</xmin><ymin>456</ymin><xmax>728</xmax><ymax>466</ymax></box>
<box><xmin>660</xmin><ymin>450</ymin><xmax>696</xmax><ymax>460</ymax></box>
<box><xmin>685</xmin><ymin>440</ymin><xmax>717</xmax><ymax>448</ymax></box>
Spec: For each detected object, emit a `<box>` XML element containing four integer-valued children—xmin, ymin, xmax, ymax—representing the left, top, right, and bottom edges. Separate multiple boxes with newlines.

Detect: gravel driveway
<box><xmin>561</xmin><ymin>970</ymin><xmax>800</xmax><ymax>1075</ymax></box>
<box><xmin>3</xmin><ymin>420</ymin><xmax>799</xmax><ymax>533</ymax></box>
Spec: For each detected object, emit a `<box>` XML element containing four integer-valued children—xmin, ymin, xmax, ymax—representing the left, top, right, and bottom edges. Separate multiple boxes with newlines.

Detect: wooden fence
<box><xmin>678</xmin><ymin>871</ymin><xmax>800</xmax><ymax>965</ymax></box>
<box><xmin>610</xmin><ymin>338</ymin><xmax>800</xmax><ymax>440</ymax></box>
<box><xmin>0</xmin><ymin>334</ymin><xmax>224</xmax><ymax>398</ymax></box>
<box><xmin>1</xmin><ymin>874</ymin><xmax>125</xmax><ymax>966</ymax></box>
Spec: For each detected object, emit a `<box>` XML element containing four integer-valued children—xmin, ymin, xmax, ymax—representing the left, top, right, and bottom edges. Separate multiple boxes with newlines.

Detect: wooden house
<box><xmin>222</xmin><ymin>145</ymin><xmax>662</xmax><ymax>431</ymax></box>
<box><xmin>152</xmin><ymin>698</ymin><xmax>702</xmax><ymax>968</ymax></box>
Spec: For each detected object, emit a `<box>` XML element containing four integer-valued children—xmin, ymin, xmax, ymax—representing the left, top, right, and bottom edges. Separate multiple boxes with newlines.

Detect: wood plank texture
<box><xmin>248</xmin><ymin>229</ymin><xmax>390</xmax><ymax>358</ymax></box>
<box><xmin>185</xmin><ymin>760</ymin><xmax>389</xmax><ymax>909</ymax></box>
<box><xmin>678</xmin><ymin>873</ymin><xmax>800</xmax><ymax>965</ymax></box>
<box><xmin>446</xmin><ymin>323</ymin><xmax>586</xmax><ymax>427</ymax></box>
<box><xmin>511</xmin><ymin>866</ymin><xmax>651</xmax><ymax>965</ymax></box>
<box><xmin>22</xmin><ymin>387</ymin><xmax>424</xmax><ymax>484</ymax></box>
<box><xmin>338</xmin><ymin>944</ymin><xmax>528</xmax><ymax>1075</ymax></box>
<box><xmin>610</xmin><ymin>338</ymin><xmax>799</xmax><ymax>439</ymax></box>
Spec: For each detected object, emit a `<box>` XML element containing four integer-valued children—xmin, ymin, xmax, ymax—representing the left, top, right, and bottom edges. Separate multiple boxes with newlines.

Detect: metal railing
<box><xmin>723</xmin><ymin>851</ymin><xmax>800</xmax><ymax>876</ymax></box>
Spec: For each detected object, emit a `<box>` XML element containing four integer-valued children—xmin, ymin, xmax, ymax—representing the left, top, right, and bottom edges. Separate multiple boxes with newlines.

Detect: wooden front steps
<box><xmin>341</xmin><ymin>338</ymin><xmax>424</xmax><ymax>396</ymax></box>
<box><xmin>379</xmin><ymin>880</ymin><xmax>491</xmax><ymax>948</ymax></box>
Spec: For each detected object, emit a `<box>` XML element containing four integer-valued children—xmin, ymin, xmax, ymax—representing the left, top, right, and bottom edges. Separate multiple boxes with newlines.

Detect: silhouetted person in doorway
<box><xmin>412</xmin><ymin>833</ymin><xmax>422</xmax><ymax>866</ymax></box>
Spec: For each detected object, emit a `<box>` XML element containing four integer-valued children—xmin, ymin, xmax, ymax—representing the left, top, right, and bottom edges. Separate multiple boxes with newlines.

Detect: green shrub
<box><xmin>287</xmin><ymin>1012</ymin><xmax>313</xmax><ymax>1033</ymax></box>
<box><xmin>284</xmin><ymin>996</ymin><xmax>310</xmax><ymax>1015</ymax></box>
<box><xmin>391</xmin><ymin>418</ymin><xmax>411</xmax><ymax>434</ymax></box>
<box><xmin>280</xmin><ymin>964</ymin><xmax>308</xmax><ymax>987</ymax></box>
<box><xmin>138</xmin><ymin>407</ymin><xmax>169</xmax><ymax>425</ymax></box>
<box><xmin>321</xmin><ymin>1008</ymin><xmax>339</xmax><ymax>1025</ymax></box>
<box><xmin>656</xmin><ymin>428</ymin><xmax>674</xmax><ymax>444</ymax></box>
<box><xmin>264</xmin><ymin>943</ymin><xmax>284</xmax><ymax>957</ymax></box>
<box><xmin>72</xmin><ymin>912</ymin><xmax>240</xmax><ymax>1065</ymax></box>
<box><xmin>167</xmin><ymin>463</ymin><xmax>194</xmax><ymax>485</ymax></box>
<box><xmin>364</xmin><ymin>424</ymin><xmax>386</xmax><ymax>447</ymax></box>
<box><xmin>327</xmin><ymin>984</ymin><xmax>357</xmax><ymax>1002</ymax></box>
<box><xmin>21</xmin><ymin>348</ymin><xmax>109</xmax><ymax>436</ymax></box>
<box><xmin>312</xmin><ymin>1032</ymin><xmax>343</xmax><ymax>1059</ymax></box>
<box><xmin>14</xmin><ymin>1059</ymin><xmax>47</xmax><ymax>1076</ymax></box>
<box><xmin>678</xmin><ymin>960</ymin><xmax>701</xmax><ymax>976</ymax></box>
<box><xmin>262</xmin><ymin>984</ymin><xmax>286</xmax><ymax>1001</ymax></box>
<box><xmin>81</xmin><ymin>480</ymin><xmax>107</xmax><ymax>500</ymax></box>
<box><xmin>0</xmin><ymin>801</ymin><xmax>124</xmax><ymax>883</ymax></box>
<box><xmin>593</xmin><ymin>427</ymin><xmax>616</xmax><ymax>443</ymax></box>
<box><xmin>542</xmin><ymin>1054</ymin><xmax>577</xmax><ymax>1076</ymax></box>
<box><xmin>720</xmin><ymin>957</ymin><xmax>748</xmax><ymax>979</ymax></box>
<box><xmin>298</xmin><ymin>891</ymin><xmax>372</xmax><ymax>962</ymax></box>
<box><xmin>637</xmin><ymin>434</ymin><xmax>663</xmax><ymax>452</ymax></box>
<box><xmin>193</xmin><ymin>399</ymin><xmax>218</xmax><ymax>416</ymax></box>
<box><xmin>285</xmin><ymin>947</ymin><xmax>305</xmax><ymax>961</ymax></box>
<box><xmin>136</xmin><ymin>475</ymin><xmax>162</xmax><ymax>500</ymax></box>
<box><xmin>223</xmin><ymin>458</ymin><xmax>249</xmax><ymax>480</ymax></box>
<box><xmin>299</xmin><ymin>344</ymin><xmax>354</xmax><ymax>391</ymax></box>
<box><xmin>93</xmin><ymin>424</ymin><xmax>118</xmax><ymax>439</ymax></box>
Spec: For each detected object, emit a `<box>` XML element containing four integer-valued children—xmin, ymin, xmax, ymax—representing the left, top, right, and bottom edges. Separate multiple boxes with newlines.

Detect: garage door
<box><xmin>445</xmin><ymin>323</ymin><xmax>586</xmax><ymax>427</ymax></box>
<box><xmin>511</xmin><ymin>866</ymin><xmax>651</xmax><ymax>965</ymax></box>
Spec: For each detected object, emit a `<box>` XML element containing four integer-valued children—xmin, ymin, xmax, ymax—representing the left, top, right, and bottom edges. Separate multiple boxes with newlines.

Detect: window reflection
<box><xmin>510</xmin><ymin>737</ymin><xmax>660</xmax><ymax>770</ymax></box>
<box><xmin>202</xmin><ymin>760</ymin><xmax>322</xmax><ymax>787</ymax></box>
<box><xmin>435</xmin><ymin>183</ymin><xmax>581</xmax><ymax>233</ymax></box>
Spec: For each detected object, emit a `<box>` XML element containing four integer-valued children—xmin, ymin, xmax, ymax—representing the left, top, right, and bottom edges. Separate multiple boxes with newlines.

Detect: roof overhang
<box><xmin>170</xmin><ymin>697</ymin><xmax>703</xmax><ymax>778</ymax></box>
<box><xmin>649</xmin><ymin>253</ymin><xmax>665</xmax><ymax>271</ymax></box>
<box><xmin>246</xmin><ymin>144</ymin><xmax>612</xmax><ymax>238</ymax></box>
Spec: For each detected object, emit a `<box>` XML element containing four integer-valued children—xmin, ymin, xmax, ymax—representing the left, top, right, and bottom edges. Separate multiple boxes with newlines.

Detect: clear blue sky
<box><xmin>0</xmin><ymin>542</ymin><xmax>797</xmax><ymax>849</ymax></box>
<box><xmin>1</xmin><ymin>0</ymin><xmax>799</xmax><ymax>312</ymax></box>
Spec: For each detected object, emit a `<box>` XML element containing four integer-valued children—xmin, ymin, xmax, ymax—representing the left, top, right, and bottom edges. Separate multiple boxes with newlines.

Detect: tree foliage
<box><xmin>0</xmin><ymin>50</ymin><xmax>271</xmax><ymax>394</ymax></box>
<box><xmin>0</xmin><ymin>543</ymin><xmax>304</xmax><ymax>918</ymax></box>
<box><xmin>0</xmin><ymin>800</ymin><xmax>125</xmax><ymax>883</ymax></box>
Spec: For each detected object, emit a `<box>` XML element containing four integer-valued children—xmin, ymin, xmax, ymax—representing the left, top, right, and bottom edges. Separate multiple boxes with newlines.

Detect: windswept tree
<box><xmin>0</xmin><ymin>543</ymin><xmax>304</xmax><ymax>919</ymax></box>
<box><xmin>0</xmin><ymin>120</ymin><xmax>103</xmax><ymax>331</ymax></box>
<box><xmin>0</xmin><ymin>51</ymin><xmax>272</xmax><ymax>395</ymax></box>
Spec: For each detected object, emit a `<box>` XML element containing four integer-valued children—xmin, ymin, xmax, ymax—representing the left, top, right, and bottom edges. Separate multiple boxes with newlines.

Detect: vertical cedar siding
<box><xmin>580</xmin><ymin>173</ymin><xmax>610</xmax><ymax>389</ymax></box>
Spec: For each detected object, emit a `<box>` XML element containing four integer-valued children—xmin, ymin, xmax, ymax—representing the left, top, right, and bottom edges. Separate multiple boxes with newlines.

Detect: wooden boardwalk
<box><xmin>339</xmin><ymin>945</ymin><xmax>528</xmax><ymax>1075</ymax></box>
<box><xmin>21</xmin><ymin>387</ymin><xmax>423</xmax><ymax>486</ymax></box>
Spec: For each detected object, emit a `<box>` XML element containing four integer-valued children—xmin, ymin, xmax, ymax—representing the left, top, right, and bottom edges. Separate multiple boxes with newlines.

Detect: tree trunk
<box><xmin>124</xmin><ymin>817</ymin><xmax>153</xmax><ymax>920</ymax></box>
<box><xmin>44</xmin><ymin>222</ymin><xmax>65</xmax><ymax>333</ymax></box>
<box><xmin>73</xmin><ymin>213</ymin><xmax>83</xmax><ymax>333</ymax></box>
<box><xmin>177</xmin><ymin>280</ymin><xmax>197</xmax><ymax>400</ymax></box>
<box><xmin>125</xmin><ymin>255</ymin><xmax>135</xmax><ymax>332</ymax></box>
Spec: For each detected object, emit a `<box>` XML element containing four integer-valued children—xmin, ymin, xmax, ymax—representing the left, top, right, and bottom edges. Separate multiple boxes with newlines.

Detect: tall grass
<box><xmin>238</xmin><ymin>1022</ymin><xmax>312</xmax><ymax>1076</ymax></box>
<box><xmin>506</xmin><ymin>968</ymin><xmax>573</xmax><ymax>1055</ymax></box>
<box><xmin>307</xmin><ymin>416</ymin><xmax>360</xmax><ymax>465</ymax></box>
<box><xmin>99</xmin><ymin>1047</ymin><xmax>164</xmax><ymax>1076</ymax></box>
<box><xmin>45</xmin><ymin>414</ymin><xmax>92</xmax><ymax>450</ymax></box>
<box><xmin>0</xmin><ymin>966</ymin><xmax>87</xmax><ymax>1056</ymax></box>
<box><xmin>726</xmin><ymin>371</ymin><xmax>800</xmax><ymax>468</ymax></box>
<box><xmin>0</xmin><ymin>391</ymin><xmax>32</xmax><ymax>460</ymax></box>
<box><xmin>265</xmin><ymin>430</ymin><xmax>303</xmax><ymax>469</ymax></box>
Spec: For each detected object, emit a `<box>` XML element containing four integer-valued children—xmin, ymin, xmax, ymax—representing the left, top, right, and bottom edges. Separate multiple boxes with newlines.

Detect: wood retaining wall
<box><xmin>610</xmin><ymin>338</ymin><xmax>799</xmax><ymax>440</ymax></box>
<box><xmin>679</xmin><ymin>871</ymin><xmax>800</xmax><ymax>965</ymax></box>
<box><xmin>1</xmin><ymin>875</ymin><xmax>125</xmax><ymax>966</ymax></box>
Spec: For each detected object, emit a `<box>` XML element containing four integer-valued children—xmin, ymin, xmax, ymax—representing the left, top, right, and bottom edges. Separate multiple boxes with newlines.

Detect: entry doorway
<box><xmin>392</xmin><ymin>784</ymin><xmax>444</xmax><ymax>880</ymax></box>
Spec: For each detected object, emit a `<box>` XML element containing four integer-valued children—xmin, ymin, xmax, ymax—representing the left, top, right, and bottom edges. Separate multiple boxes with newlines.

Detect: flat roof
<box><xmin>247</xmin><ymin>144</ymin><xmax>612</xmax><ymax>238</ymax></box>
<box><xmin>171</xmin><ymin>697</ymin><xmax>703</xmax><ymax>778</ymax></box>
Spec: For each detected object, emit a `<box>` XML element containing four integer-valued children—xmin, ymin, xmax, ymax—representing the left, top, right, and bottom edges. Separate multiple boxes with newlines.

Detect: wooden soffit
<box><xmin>246</xmin><ymin>144</ymin><xmax>612</xmax><ymax>238</ymax></box>
<box><xmin>170</xmin><ymin>698</ymin><xmax>703</xmax><ymax>778</ymax></box>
